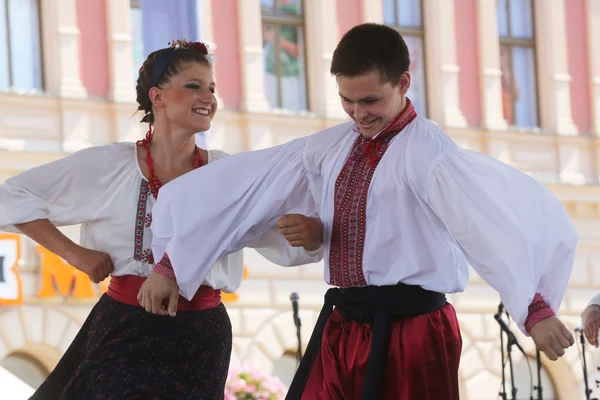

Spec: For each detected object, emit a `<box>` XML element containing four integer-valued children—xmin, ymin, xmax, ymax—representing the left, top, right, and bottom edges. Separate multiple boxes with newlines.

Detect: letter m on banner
<box><xmin>0</xmin><ymin>233</ymin><xmax>23</xmax><ymax>305</ymax></box>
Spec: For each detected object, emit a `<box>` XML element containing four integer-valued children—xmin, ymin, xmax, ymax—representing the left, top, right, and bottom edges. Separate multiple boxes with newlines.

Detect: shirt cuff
<box><xmin>153</xmin><ymin>253</ymin><xmax>176</xmax><ymax>280</ymax></box>
<box><xmin>305</xmin><ymin>244</ymin><xmax>323</xmax><ymax>256</ymax></box>
<box><xmin>525</xmin><ymin>293</ymin><xmax>555</xmax><ymax>333</ymax></box>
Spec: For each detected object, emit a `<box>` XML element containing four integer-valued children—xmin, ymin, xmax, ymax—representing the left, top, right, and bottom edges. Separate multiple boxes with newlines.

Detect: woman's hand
<box><xmin>64</xmin><ymin>245</ymin><xmax>113</xmax><ymax>283</ymax></box>
<box><xmin>277</xmin><ymin>214</ymin><xmax>323</xmax><ymax>251</ymax></box>
<box><xmin>583</xmin><ymin>305</ymin><xmax>600</xmax><ymax>347</ymax></box>
<box><xmin>137</xmin><ymin>272</ymin><xmax>180</xmax><ymax>316</ymax></box>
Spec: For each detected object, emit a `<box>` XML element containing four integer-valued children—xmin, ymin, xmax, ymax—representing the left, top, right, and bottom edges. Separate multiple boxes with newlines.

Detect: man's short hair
<box><xmin>331</xmin><ymin>23</ymin><xmax>411</xmax><ymax>86</ymax></box>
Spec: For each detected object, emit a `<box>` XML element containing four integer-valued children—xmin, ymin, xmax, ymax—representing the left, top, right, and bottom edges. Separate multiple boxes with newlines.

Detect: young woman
<box><xmin>0</xmin><ymin>40</ymin><xmax>323</xmax><ymax>399</ymax></box>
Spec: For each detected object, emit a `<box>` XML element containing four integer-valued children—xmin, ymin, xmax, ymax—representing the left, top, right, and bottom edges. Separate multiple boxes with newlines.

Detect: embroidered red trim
<box><xmin>524</xmin><ymin>293</ymin><xmax>555</xmax><ymax>333</ymax></box>
<box><xmin>136</xmin><ymin>125</ymin><xmax>203</xmax><ymax>198</ymax></box>
<box><xmin>329</xmin><ymin>99</ymin><xmax>417</xmax><ymax>287</ymax></box>
<box><xmin>133</xmin><ymin>180</ymin><xmax>150</xmax><ymax>262</ymax></box>
<box><xmin>154</xmin><ymin>253</ymin><xmax>176</xmax><ymax>280</ymax></box>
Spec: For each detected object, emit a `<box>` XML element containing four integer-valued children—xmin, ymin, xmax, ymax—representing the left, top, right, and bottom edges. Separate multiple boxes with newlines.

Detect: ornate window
<box><xmin>0</xmin><ymin>0</ymin><xmax>43</xmax><ymax>92</ymax></box>
<box><xmin>260</xmin><ymin>0</ymin><xmax>308</xmax><ymax>112</ymax></box>
<box><xmin>497</xmin><ymin>0</ymin><xmax>538</xmax><ymax>128</ymax></box>
<box><xmin>383</xmin><ymin>0</ymin><xmax>427</xmax><ymax>116</ymax></box>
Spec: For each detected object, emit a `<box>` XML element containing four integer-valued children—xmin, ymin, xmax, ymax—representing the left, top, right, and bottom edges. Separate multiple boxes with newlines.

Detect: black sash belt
<box><xmin>285</xmin><ymin>283</ymin><xmax>447</xmax><ymax>400</ymax></box>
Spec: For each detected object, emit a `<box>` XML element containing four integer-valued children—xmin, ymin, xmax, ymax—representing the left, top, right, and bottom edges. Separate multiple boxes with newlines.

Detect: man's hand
<box><xmin>64</xmin><ymin>245</ymin><xmax>113</xmax><ymax>284</ymax></box>
<box><xmin>277</xmin><ymin>214</ymin><xmax>323</xmax><ymax>251</ymax></box>
<box><xmin>583</xmin><ymin>305</ymin><xmax>600</xmax><ymax>347</ymax></box>
<box><xmin>529</xmin><ymin>316</ymin><xmax>575</xmax><ymax>360</ymax></box>
<box><xmin>137</xmin><ymin>272</ymin><xmax>180</xmax><ymax>317</ymax></box>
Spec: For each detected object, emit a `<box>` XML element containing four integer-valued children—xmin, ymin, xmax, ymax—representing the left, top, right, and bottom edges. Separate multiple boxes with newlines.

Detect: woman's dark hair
<box><xmin>136</xmin><ymin>42</ymin><xmax>213</xmax><ymax>124</ymax></box>
<box><xmin>331</xmin><ymin>23</ymin><xmax>410</xmax><ymax>86</ymax></box>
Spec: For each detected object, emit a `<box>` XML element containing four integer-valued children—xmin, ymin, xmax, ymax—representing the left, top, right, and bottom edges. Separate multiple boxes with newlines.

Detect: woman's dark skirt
<box><xmin>30</xmin><ymin>294</ymin><xmax>232</xmax><ymax>400</ymax></box>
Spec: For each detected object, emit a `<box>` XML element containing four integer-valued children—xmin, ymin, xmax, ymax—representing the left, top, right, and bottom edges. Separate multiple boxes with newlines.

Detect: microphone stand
<box><xmin>290</xmin><ymin>293</ymin><xmax>302</xmax><ymax>368</ymax></box>
<box><xmin>495</xmin><ymin>304</ymin><xmax>522</xmax><ymax>400</ymax></box>
<box><xmin>295</xmin><ymin>317</ymin><xmax>302</xmax><ymax>367</ymax></box>
<box><xmin>498</xmin><ymin>304</ymin><xmax>508</xmax><ymax>400</ymax></box>
<box><xmin>578</xmin><ymin>328</ymin><xmax>593</xmax><ymax>400</ymax></box>
<box><xmin>533</xmin><ymin>348</ymin><xmax>542</xmax><ymax>400</ymax></box>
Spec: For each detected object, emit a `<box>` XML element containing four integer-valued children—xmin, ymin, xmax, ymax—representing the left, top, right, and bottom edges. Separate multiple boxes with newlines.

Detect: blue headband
<box><xmin>150</xmin><ymin>48</ymin><xmax>177</xmax><ymax>88</ymax></box>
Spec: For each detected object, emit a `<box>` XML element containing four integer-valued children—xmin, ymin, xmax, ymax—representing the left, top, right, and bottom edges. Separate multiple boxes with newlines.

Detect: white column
<box><xmin>238</xmin><ymin>0</ymin><xmax>271</xmax><ymax>113</ymax></box>
<box><xmin>199</xmin><ymin>0</ymin><xmax>224</xmax><ymax>107</ymax></box>
<box><xmin>39</xmin><ymin>0</ymin><xmax>59</xmax><ymax>96</ymax></box>
<box><xmin>361</xmin><ymin>0</ymin><xmax>384</xmax><ymax>23</ymax></box>
<box><xmin>105</xmin><ymin>0</ymin><xmax>136</xmax><ymax>103</ymax></box>
<box><xmin>476</xmin><ymin>0</ymin><xmax>508</xmax><ymax>130</ymax></box>
<box><xmin>304</xmin><ymin>0</ymin><xmax>345</xmax><ymax>119</ymax></box>
<box><xmin>422</xmin><ymin>0</ymin><xmax>467</xmax><ymax>127</ymax></box>
<box><xmin>588</xmin><ymin>0</ymin><xmax>600</xmax><ymax>136</ymax></box>
<box><xmin>534</xmin><ymin>0</ymin><xmax>578</xmax><ymax>134</ymax></box>
<box><xmin>51</xmin><ymin>0</ymin><xmax>87</xmax><ymax>98</ymax></box>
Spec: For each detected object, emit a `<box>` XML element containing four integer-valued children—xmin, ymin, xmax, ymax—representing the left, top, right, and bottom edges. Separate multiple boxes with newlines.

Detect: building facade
<box><xmin>1</xmin><ymin>0</ymin><xmax>600</xmax><ymax>398</ymax></box>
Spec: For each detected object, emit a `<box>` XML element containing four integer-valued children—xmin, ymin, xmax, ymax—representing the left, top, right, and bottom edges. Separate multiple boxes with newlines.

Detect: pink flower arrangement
<box><xmin>224</xmin><ymin>365</ymin><xmax>288</xmax><ymax>400</ymax></box>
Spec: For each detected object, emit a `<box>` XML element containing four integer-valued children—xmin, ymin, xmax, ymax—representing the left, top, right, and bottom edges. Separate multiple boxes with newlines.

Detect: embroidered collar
<box><xmin>353</xmin><ymin>98</ymin><xmax>417</xmax><ymax>167</ymax></box>
<box><xmin>351</xmin><ymin>97</ymin><xmax>417</xmax><ymax>140</ymax></box>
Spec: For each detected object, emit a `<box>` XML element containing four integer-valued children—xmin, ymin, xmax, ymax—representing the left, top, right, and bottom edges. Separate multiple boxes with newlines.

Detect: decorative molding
<box><xmin>476</xmin><ymin>0</ymin><xmax>509</xmax><ymax>130</ymax></box>
<box><xmin>422</xmin><ymin>0</ymin><xmax>467</xmax><ymax>128</ymax></box>
<box><xmin>534</xmin><ymin>0</ymin><xmax>578</xmax><ymax>134</ymax></box>
<box><xmin>237</xmin><ymin>0</ymin><xmax>271</xmax><ymax>113</ymax></box>
<box><xmin>360</xmin><ymin>0</ymin><xmax>383</xmax><ymax>23</ymax></box>
<box><xmin>105</xmin><ymin>0</ymin><xmax>136</xmax><ymax>103</ymax></box>
<box><xmin>201</xmin><ymin>0</ymin><xmax>224</xmax><ymax>108</ymax></box>
<box><xmin>55</xmin><ymin>0</ymin><xmax>87</xmax><ymax>99</ymax></box>
<box><xmin>588</xmin><ymin>0</ymin><xmax>600</xmax><ymax>135</ymax></box>
<box><xmin>304</xmin><ymin>0</ymin><xmax>346</xmax><ymax>119</ymax></box>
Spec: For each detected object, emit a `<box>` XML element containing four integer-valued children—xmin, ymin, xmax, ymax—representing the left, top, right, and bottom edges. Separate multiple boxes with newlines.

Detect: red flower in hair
<box><xmin>168</xmin><ymin>39</ymin><xmax>209</xmax><ymax>55</ymax></box>
<box><xmin>188</xmin><ymin>42</ymin><xmax>208</xmax><ymax>55</ymax></box>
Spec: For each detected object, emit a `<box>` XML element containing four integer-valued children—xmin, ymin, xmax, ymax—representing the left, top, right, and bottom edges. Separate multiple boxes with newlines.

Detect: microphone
<box><xmin>494</xmin><ymin>313</ymin><xmax>526</xmax><ymax>354</ymax></box>
<box><xmin>576</xmin><ymin>327</ymin><xmax>583</xmax><ymax>332</ymax></box>
<box><xmin>290</xmin><ymin>292</ymin><xmax>301</xmax><ymax>328</ymax></box>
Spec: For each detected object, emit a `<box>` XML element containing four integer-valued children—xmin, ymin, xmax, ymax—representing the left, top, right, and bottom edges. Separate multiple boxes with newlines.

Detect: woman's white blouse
<box><xmin>0</xmin><ymin>142</ymin><xmax>322</xmax><ymax>293</ymax></box>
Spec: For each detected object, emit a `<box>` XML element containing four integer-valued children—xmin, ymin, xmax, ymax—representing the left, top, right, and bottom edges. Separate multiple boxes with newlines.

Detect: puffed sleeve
<box><xmin>207</xmin><ymin>148</ymin><xmax>323</xmax><ymax>267</ymax></box>
<box><xmin>151</xmin><ymin>137</ymin><xmax>321</xmax><ymax>300</ymax></box>
<box><xmin>582</xmin><ymin>293</ymin><xmax>600</xmax><ymax>318</ymax></box>
<box><xmin>0</xmin><ymin>144</ymin><xmax>124</xmax><ymax>232</ymax></box>
<box><xmin>407</xmin><ymin>134</ymin><xmax>578</xmax><ymax>334</ymax></box>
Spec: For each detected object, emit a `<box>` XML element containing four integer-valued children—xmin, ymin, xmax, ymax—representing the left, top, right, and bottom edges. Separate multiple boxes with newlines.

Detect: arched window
<box><xmin>0</xmin><ymin>352</ymin><xmax>49</xmax><ymax>390</ymax></box>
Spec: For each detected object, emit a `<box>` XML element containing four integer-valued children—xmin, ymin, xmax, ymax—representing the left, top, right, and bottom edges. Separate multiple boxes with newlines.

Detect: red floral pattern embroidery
<box><xmin>134</xmin><ymin>180</ymin><xmax>149</xmax><ymax>261</ymax></box>
<box><xmin>154</xmin><ymin>253</ymin><xmax>176</xmax><ymax>280</ymax></box>
<box><xmin>525</xmin><ymin>293</ymin><xmax>555</xmax><ymax>332</ymax></box>
<box><xmin>329</xmin><ymin>100</ymin><xmax>417</xmax><ymax>288</ymax></box>
<box><xmin>145</xmin><ymin>213</ymin><xmax>152</xmax><ymax>228</ymax></box>
<box><xmin>142</xmin><ymin>249</ymin><xmax>154</xmax><ymax>264</ymax></box>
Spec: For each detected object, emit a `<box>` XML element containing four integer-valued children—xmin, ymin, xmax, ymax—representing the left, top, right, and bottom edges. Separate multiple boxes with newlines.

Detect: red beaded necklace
<box><xmin>136</xmin><ymin>124</ymin><xmax>204</xmax><ymax>198</ymax></box>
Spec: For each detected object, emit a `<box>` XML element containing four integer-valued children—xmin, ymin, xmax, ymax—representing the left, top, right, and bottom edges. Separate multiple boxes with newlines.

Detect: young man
<box><xmin>143</xmin><ymin>24</ymin><xmax>577</xmax><ymax>399</ymax></box>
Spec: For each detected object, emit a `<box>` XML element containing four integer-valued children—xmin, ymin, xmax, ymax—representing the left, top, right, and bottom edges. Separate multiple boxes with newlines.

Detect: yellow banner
<box><xmin>0</xmin><ymin>238</ymin><xmax>244</xmax><ymax>304</ymax></box>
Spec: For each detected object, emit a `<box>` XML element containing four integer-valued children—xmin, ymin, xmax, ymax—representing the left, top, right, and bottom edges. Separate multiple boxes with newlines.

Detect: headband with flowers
<box><xmin>150</xmin><ymin>39</ymin><xmax>212</xmax><ymax>89</ymax></box>
<box><xmin>167</xmin><ymin>39</ymin><xmax>209</xmax><ymax>54</ymax></box>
